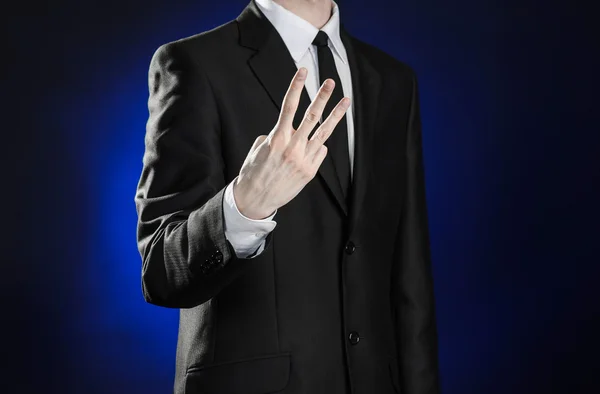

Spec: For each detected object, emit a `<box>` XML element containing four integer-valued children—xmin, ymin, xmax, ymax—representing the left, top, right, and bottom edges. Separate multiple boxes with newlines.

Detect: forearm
<box><xmin>135</xmin><ymin>42</ymin><xmax>268</xmax><ymax>309</ymax></box>
<box><xmin>139</xmin><ymin>186</ymin><xmax>257</xmax><ymax>308</ymax></box>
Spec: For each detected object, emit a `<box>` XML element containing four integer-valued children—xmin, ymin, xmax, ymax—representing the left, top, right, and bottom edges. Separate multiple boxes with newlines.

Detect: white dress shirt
<box><xmin>223</xmin><ymin>0</ymin><xmax>355</xmax><ymax>258</ymax></box>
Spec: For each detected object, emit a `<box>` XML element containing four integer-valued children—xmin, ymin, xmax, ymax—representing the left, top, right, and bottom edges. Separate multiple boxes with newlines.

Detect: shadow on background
<box><xmin>3</xmin><ymin>0</ymin><xmax>598</xmax><ymax>393</ymax></box>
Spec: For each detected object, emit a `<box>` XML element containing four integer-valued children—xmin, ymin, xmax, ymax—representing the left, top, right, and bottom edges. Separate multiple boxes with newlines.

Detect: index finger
<box><xmin>277</xmin><ymin>67</ymin><xmax>308</xmax><ymax>129</ymax></box>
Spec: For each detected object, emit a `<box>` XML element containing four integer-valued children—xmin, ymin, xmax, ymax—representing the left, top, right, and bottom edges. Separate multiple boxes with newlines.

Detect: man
<box><xmin>134</xmin><ymin>0</ymin><xmax>440</xmax><ymax>393</ymax></box>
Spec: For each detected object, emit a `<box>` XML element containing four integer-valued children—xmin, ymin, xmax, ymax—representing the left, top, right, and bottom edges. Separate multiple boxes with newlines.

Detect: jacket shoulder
<box><xmin>150</xmin><ymin>19</ymin><xmax>239</xmax><ymax>63</ymax></box>
<box><xmin>349</xmin><ymin>34</ymin><xmax>417</xmax><ymax>81</ymax></box>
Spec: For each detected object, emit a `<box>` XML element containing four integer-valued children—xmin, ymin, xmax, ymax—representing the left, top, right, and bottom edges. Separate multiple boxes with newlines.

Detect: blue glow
<box><xmin>44</xmin><ymin>1</ymin><xmax>598</xmax><ymax>393</ymax></box>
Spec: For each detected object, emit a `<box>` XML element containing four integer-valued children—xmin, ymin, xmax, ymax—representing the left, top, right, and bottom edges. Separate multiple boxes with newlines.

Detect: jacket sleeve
<box><xmin>391</xmin><ymin>71</ymin><xmax>441</xmax><ymax>394</ymax></box>
<box><xmin>134</xmin><ymin>42</ymin><xmax>272</xmax><ymax>309</ymax></box>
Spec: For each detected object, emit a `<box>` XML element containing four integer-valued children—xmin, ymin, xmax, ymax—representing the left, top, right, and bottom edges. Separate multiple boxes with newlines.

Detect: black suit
<box><xmin>134</xmin><ymin>1</ymin><xmax>440</xmax><ymax>393</ymax></box>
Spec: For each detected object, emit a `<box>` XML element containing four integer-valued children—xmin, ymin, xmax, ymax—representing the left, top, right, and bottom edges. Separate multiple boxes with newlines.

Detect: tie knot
<box><xmin>312</xmin><ymin>31</ymin><xmax>329</xmax><ymax>47</ymax></box>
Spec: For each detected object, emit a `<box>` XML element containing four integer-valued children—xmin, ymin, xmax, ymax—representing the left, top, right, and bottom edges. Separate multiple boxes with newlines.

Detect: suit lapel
<box><xmin>236</xmin><ymin>1</ymin><xmax>382</xmax><ymax>225</ymax></box>
<box><xmin>340</xmin><ymin>25</ymin><xmax>382</xmax><ymax>237</ymax></box>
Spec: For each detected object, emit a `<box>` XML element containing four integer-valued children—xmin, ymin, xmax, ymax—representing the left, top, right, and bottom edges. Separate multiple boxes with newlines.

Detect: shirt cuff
<box><xmin>223</xmin><ymin>177</ymin><xmax>277</xmax><ymax>258</ymax></box>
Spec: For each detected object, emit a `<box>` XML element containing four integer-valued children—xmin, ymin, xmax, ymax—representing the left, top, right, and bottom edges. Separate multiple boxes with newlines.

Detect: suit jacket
<box><xmin>134</xmin><ymin>1</ymin><xmax>440</xmax><ymax>393</ymax></box>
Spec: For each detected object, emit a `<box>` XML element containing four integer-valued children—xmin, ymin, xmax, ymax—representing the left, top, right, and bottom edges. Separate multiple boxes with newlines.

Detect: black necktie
<box><xmin>312</xmin><ymin>30</ymin><xmax>351</xmax><ymax>201</ymax></box>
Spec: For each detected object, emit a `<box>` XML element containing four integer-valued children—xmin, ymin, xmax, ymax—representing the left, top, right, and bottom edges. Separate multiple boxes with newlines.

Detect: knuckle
<box><xmin>318</xmin><ymin>90</ymin><xmax>330</xmax><ymax>100</ymax></box>
<box><xmin>290</xmin><ymin>80</ymin><xmax>303</xmax><ymax>91</ymax></box>
<box><xmin>281</xmin><ymin>148</ymin><xmax>296</xmax><ymax>163</ymax></box>
<box><xmin>317</xmin><ymin>126</ymin><xmax>330</xmax><ymax>140</ymax></box>
<box><xmin>305</xmin><ymin>111</ymin><xmax>318</xmax><ymax>123</ymax></box>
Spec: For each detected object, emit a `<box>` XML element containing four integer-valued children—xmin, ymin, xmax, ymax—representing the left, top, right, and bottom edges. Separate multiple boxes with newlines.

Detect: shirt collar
<box><xmin>254</xmin><ymin>0</ymin><xmax>348</xmax><ymax>64</ymax></box>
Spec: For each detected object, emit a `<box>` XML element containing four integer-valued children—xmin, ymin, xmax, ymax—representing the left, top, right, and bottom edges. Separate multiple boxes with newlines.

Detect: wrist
<box><xmin>233</xmin><ymin>177</ymin><xmax>275</xmax><ymax>220</ymax></box>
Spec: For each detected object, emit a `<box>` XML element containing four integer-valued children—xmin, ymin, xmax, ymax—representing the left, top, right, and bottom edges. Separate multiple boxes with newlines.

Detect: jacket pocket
<box><xmin>184</xmin><ymin>352</ymin><xmax>291</xmax><ymax>394</ymax></box>
<box><xmin>389</xmin><ymin>356</ymin><xmax>401</xmax><ymax>394</ymax></box>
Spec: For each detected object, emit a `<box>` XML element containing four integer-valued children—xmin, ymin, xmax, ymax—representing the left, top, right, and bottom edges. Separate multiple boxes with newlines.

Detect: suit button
<box><xmin>344</xmin><ymin>241</ymin><xmax>356</xmax><ymax>255</ymax></box>
<box><xmin>348</xmin><ymin>331</ymin><xmax>360</xmax><ymax>345</ymax></box>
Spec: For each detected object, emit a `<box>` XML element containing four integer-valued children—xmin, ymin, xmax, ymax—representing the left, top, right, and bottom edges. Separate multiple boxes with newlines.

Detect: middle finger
<box><xmin>292</xmin><ymin>78</ymin><xmax>336</xmax><ymax>143</ymax></box>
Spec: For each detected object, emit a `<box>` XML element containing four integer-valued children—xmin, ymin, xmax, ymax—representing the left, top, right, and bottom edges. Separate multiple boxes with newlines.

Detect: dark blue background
<box><xmin>4</xmin><ymin>0</ymin><xmax>598</xmax><ymax>393</ymax></box>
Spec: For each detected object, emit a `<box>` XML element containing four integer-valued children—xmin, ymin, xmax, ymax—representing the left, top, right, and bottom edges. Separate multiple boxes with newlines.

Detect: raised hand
<box><xmin>233</xmin><ymin>67</ymin><xmax>351</xmax><ymax>220</ymax></box>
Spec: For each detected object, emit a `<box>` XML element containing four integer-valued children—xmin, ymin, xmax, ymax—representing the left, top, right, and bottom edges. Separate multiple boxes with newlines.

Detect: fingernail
<box><xmin>298</xmin><ymin>67</ymin><xmax>307</xmax><ymax>78</ymax></box>
<box><xmin>343</xmin><ymin>97</ymin><xmax>351</xmax><ymax>107</ymax></box>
